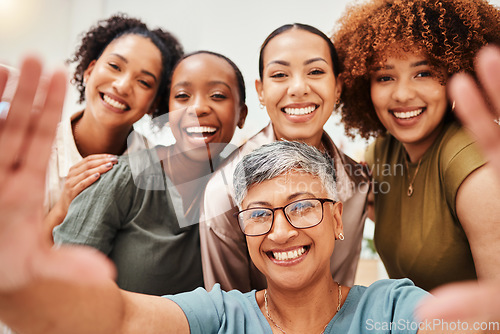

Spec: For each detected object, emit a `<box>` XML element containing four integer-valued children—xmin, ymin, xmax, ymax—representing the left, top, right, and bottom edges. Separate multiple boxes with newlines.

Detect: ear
<box><xmin>83</xmin><ymin>60</ymin><xmax>97</xmax><ymax>84</ymax></box>
<box><xmin>237</xmin><ymin>104</ymin><xmax>248</xmax><ymax>129</ymax></box>
<box><xmin>332</xmin><ymin>201</ymin><xmax>344</xmax><ymax>238</ymax></box>
<box><xmin>335</xmin><ymin>77</ymin><xmax>343</xmax><ymax>103</ymax></box>
<box><xmin>255</xmin><ymin>79</ymin><xmax>265</xmax><ymax>105</ymax></box>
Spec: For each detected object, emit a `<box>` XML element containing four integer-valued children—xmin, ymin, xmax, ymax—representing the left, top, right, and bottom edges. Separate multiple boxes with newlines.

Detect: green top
<box><xmin>366</xmin><ymin>121</ymin><xmax>485</xmax><ymax>291</ymax></box>
<box><xmin>54</xmin><ymin>148</ymin><xmax>204</xmax><ymax>296</ymax></box>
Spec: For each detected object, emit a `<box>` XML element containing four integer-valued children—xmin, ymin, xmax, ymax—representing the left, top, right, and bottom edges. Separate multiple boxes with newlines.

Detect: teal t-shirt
<box><xmin>166</xmin><ymin>279</ymin><xmax>427</xmax><ymax>333</ymax></box>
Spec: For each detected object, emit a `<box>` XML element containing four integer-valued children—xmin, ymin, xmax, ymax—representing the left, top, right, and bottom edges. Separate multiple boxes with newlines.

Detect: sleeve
<box><xmin>350</xmin><ymin>279</ymin><xmax>428</xmax><ymax>334</ymax></box>
<box><xmin>441</xmin><ymin>129</ymin><xmax>486</xmax><ymax>218</ymax></box>
<box><xmin>53</xmin><ymin>161</ymin><xmax>134</xmax><ymax>255</ymax></box>
<box><xmin>199</xmin><ymin>165</ymin><xmax>265</xmax><ymax>292</ymax></box>
<box><xmin>165</xmin><ymin>285</ymin><xmax>268</xmax><ymax>334</ymax></box>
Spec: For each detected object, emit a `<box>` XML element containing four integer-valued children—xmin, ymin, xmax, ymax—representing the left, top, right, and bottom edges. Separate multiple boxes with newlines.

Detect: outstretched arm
<box><xmin>417</xmin><ymin>46</ymin><xmax>500</xmax><ymax>323</ymax></box>
<box><xmin>0</xmin><ymin>57</ymin><xmax>189</xmax><ymax>333</ymax></box>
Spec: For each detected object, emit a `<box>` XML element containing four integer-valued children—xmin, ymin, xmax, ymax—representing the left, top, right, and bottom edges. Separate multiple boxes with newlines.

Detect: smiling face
<box><xmin>255</xmin><ymin>28</ymin><xmax>340</xmax><ymax>148</ymax></box>
<box><xmin>168</xmin><ymin>53</ymin><xmax>247</xmax><ymax>162</ymax></box>
<box><xmin>370</xmin><ymin>51</ymin><xmax>449</xmax><ymax>159</ymax></box>
<box><xmin>83</xmin><ymin>34</ymin><xmax>163</xmax><ymax>131</ymax></box>
<box><xmin>243</xmin><ymin>171</ymin><xmax>343</xmax><ymax>291</ymax></box>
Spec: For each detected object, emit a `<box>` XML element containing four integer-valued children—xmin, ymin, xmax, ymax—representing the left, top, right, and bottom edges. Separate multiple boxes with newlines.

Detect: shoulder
<box><xmin>165</xmin><ymin>285</ymin><xmax>266</xmax><ymax>333</ymax></box>
<box><xmin>438</xmin><ymin>122</ymin><xmax>484</xmax><ymax>167</ymax></box>
<box><xmin>344</xmin><ymin>279</ymin><xmax>427</xmax><ymax>333</ymax></box>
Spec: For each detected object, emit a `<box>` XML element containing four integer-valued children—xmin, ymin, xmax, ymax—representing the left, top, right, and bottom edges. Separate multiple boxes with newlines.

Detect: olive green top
<box><xmin>366</xmin><ymin>121</ymin><xmax>485</xmax><ymax>291</ymax></box>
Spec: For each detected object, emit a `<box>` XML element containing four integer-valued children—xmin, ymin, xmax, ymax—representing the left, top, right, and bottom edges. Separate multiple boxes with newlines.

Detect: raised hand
<box><xmin>417</xmin><ymin>46</ymin><xmax>500</xmax><ymax>323</ymax></box>
<box><xmin>0</xmin><ymin>56</ymin><xmax>115</xmax><ymax>292</ymax></box>
<box><xmin>449</xmin><ymin>46</ymin><xmax>500</xmax><ymax>175</ymax></box>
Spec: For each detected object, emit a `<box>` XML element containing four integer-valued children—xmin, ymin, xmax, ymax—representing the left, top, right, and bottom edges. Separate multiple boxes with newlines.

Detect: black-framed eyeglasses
<box><xmin>235</xmin><ymin>198</ymin><xmax>336</xmax><ymax>236</ymax></box>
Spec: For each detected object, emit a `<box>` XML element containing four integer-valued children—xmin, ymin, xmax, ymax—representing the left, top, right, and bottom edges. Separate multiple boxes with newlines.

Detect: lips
<box><xmin>390</xmin><ymin>107</ymin><xmax>425</xmax><ymax>120</ymax></box>
<box><xmin>100</xmin><ymin>93</ymin><xmax>130</xmax><ymax>111</ymax></box>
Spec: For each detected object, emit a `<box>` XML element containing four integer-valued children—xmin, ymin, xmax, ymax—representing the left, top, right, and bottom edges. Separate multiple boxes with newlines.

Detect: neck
<box><xmin>158</xmin><ymin>145</ymin><xmax>217</xmax><ymax>219</ymax></box>
<box><xmin>73</xmin><ymin>112</ymin><xmax>132</xmax><ymax>157</ymax></box>
<box><xmin>277</xmin><ymin>131</ymin><xmax>325</xmax><ymax>152</ymax></box>
<box><xmin>402</xmin><ymin>122</ymin><xmax>446</xmax><ymax>163</ymax></box>
<box><xmin>262</xmin><ymin>275</ymin><xmax>340</xmax><ymax>334</ymax></box>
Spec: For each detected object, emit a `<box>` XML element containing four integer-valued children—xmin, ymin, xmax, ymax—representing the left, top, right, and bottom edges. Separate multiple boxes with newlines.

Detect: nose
<box><xmin>288</xmin><ymin>74</ymin><xmax>310</xmax><ymax>97</ymax></box>
<box><xmin>392</xmin><ymin>78</ymin><xmax>416</xmax><ymax>102</ymax></box>
<box><xmin>267</xmin><ymin>210</ymin><xmax>298</xmax><ymax>244</ymax></box>
<box><xmin>112</xmin><ymin>73</ymin><xmax>132</xmax><ymax>96</ymax></box>
<box><xmin>187</xmin><ymin>95</ymin><xmax>211</xmax><ymax>117</ymax></box>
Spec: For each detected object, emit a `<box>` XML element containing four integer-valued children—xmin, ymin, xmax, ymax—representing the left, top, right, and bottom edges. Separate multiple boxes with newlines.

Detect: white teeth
<box><xmin>283</xmin><ymin>105</ymin><xmax>316</xmax><ymax>115</ymax></box>
<box><xmin>103</xmin><ymin>94</ymin><xmax>127</xmax><ymax>110</ymax></box>
<box><xmin>392</xmin><ymin>108</ymin><xmax>424</xmax><ymax>119</ymax></box>
<box><xmin>273</xmin><ymin>247</ymin><xmax>306</xmax><ymax>261</ymax></box>
<box><xmin>185</xmin><ymin>126</ymin><xmax>217</xmax><ymax>134</ymax></box>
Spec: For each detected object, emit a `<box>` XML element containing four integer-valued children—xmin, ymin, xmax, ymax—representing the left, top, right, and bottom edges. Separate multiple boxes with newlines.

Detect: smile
<box><xmin>282</xmin><ymin>105</ymin><xmax>318</xmax><ymax>116</ymax></box>
<box><xmin>270</xmin><ymin>246</ymin><xmax>309</xmax><ymax>261</ymax></box>
<box><xmin>391</xmin><ymin>108</ymin><xmax>425</xmax><ymax>120</ymax></box>
<box><xmin>101</xmin><ymin>93</ymin><xmax>130</xmax><ymax>111</ymax></box>
<box><xmin>185</xmin><ymin>126</ymin><xmax>217</xmax><ymax>138</ymax></box>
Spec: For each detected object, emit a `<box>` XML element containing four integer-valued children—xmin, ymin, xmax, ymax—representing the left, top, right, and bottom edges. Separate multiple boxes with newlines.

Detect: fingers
<box><xmin>0</xmin><ymin>57</ymin><xmax>42</xmax><ymax>172</ymax></box>
<box><xmin>25</xmin><ymin>67</ymin><xmax>66</xmax><ymax>182</ymax></box>
<box><xmin>68</xmin><ymin>154</ymin><xmax>118</xmax><ymax>177</ymax></box>
<box><xmin>449</xmin><ymin>57</ymin><xmax>500</xmax><ymax>173</ymax></box>
<box><xmin>475</xmin><ymin>46</ymin><xmax>500</xmax><ymax>118</ymax></box>
<box><xmin>64</xmin><ymin>155</ymin><xmax>118</xmax><ymax>200</ymax></box>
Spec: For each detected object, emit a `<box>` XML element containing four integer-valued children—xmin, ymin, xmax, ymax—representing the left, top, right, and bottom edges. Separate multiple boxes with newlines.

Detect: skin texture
<box><xmin>255</xmin><ymin>28</ymin><xmax>340</xmax><ymax>149</ymax></box>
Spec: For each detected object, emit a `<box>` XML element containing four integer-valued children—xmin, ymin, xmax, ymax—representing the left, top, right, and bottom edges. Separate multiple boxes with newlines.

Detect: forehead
<box><xmin>243</xmin><ymin>171</ymin><xmax>328</xmax><ymax>206</ymax></box>
<box><xmin>100</xmin><ymin>34</ymin><xmax>162</xmax><ymax>70</ymax></box>
<box><xmin>262</xmin><ymin>29</ymin><xmax>332</xmax><ymax>67</ymax></box>
<box><xmin>171</xmin><ymin>54</ymin><xmax>238</xmax><ymax>87</ymax></box>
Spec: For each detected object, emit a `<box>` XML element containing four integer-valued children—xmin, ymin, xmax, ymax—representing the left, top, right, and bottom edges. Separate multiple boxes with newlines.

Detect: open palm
<box><xmin>0</xmin><ymin>57</ymin><xmax>115</xmax><ymax>291</ymax></box>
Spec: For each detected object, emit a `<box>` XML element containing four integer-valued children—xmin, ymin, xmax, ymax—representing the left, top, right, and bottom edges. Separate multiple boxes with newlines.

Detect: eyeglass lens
<box><xmin>238</xmin><ymin>199</ymin><xmax>325</xmax><ymax>236</ymax></box>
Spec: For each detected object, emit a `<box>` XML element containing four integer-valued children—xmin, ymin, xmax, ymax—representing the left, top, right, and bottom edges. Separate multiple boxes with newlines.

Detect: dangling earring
<box><xmin>451</xmin><ymin>100</ymin><xmax>456</xmax><ymax>112</ymax></box>
<box><xmin>259</xmin><ymin>103</ymin><xmax>265</xmax><ymax>109</ymax></box>
<box><xmin>337</xmin><ymin>233</ymin><xmax>345</xmax><ymax>241</ymax></box>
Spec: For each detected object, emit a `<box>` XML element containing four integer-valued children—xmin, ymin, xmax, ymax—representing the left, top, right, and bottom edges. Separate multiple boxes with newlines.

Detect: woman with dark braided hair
<box><xmin>333</xmin><ymin>0</ymin><xmax>500</xmax><ymax>291</ymax></box>
<box><xmin>43</xmin><ymin>14</ymin><xmax>183</xmax><ymax>239</ymax></box>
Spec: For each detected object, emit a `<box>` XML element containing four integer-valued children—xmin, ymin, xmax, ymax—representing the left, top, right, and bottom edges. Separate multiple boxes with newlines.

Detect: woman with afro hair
<box><xmin>43</xmin><ymin>14</ymin><xmax>183</xmax><ymax>238</ymax></box>
<box><xmin>333</xmin><ymin>0</ymin><xmax>500</xmax><ymax>291</ymax></box>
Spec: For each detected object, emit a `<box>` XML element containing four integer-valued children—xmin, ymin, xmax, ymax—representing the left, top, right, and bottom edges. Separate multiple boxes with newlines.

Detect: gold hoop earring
<box><xmin>337</xmin><ymin>233</ymin><xmax>345</xmax><ymax>241</ymax></box>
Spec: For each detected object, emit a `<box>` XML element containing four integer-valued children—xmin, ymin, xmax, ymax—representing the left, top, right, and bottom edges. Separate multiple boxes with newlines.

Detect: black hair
<box><xmin>258</xmin><ymin>23</ymin><xmax>340</xmax><ymax>79</ymax></box>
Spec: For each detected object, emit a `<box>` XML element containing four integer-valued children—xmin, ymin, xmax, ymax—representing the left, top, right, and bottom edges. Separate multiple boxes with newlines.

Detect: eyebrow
<box><xmin>110</xmin><ymin>53</ymin><xmax>158</xmax><ymax>83</ymax></box>
<box><xmin>172</xmin><ymin>80</ymin><xmax>231</xmax><ymax>90</ymax></box>
<box><xmin>266</xmin><ymin>57</ymin><xmax>328</xmax><ymax>68</ymax></box>
<box><xmin>374</xmin><ymin>60</ymin><xmax>429</xmax><ymax>71</ymax></box>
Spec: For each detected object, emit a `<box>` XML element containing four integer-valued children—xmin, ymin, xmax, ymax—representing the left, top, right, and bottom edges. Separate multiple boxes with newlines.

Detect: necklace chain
<box><xmin>264</xmin><ymin>282</ymin><xmax>341</xmax><ymax>334</ymax></box>
<box><xmin>404</xmin><ymin>157</ymin><xmax>422</xmax><ymax>197</ymax></box>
